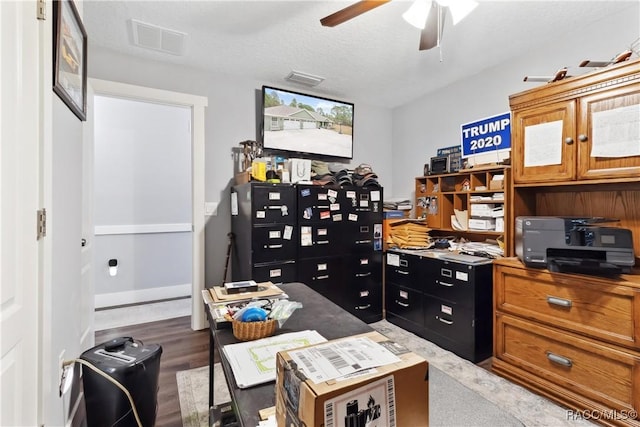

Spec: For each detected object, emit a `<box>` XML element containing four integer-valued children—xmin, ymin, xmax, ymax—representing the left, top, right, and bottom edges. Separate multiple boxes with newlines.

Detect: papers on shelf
<box><xmin>452</xmin><ymin>209</ymin><xmax>468</xmax><ymax>231</ymax></box>
<box><xmin>286</xmin><ymin>336</ymin><xmax>401</xmax><ymax>384</ymax></box>
<box><xmin>222</xmin><ymin>330</ymin><xmax>326</xmax><ymax>388</ymax></box>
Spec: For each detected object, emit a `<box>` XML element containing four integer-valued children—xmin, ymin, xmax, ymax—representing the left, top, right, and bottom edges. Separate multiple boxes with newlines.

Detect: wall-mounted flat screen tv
<box><xmin>261</xmin><ymin>85</ymin><xmax>354</xmax><ymax>159</ymax></box>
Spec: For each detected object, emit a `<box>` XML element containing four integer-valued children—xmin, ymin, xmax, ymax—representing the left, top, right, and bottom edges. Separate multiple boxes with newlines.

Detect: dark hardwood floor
<box><xmin>95</xmin><ymin>316</ymin><xmax>213</xmax><ymax>427</ymax></box>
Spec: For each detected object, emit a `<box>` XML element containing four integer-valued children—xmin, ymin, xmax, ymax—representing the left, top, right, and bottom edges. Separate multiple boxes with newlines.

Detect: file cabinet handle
<box><xmin>395</xmin><ymin>270</ymin><xmax>409</xmax><ymax>275</ymax></box>
<box><xmin>356</xmin><ymin>239</ymin><xmax>372</xmax><ymax>244</ymax></box>
<box><xmin>266</xmin><ymin>244</ymin><xmax>283</xmax><ymax>249</ymax></box>
<box><xmin>356</xmin><ymin>304</ymin><xmax>371</xmax><ymax>310</ymax></box>
<box><xmin>546</xmin><ymin>296</ymin><xmax>572</xmax><ymax>308</ymax></box>
<box><xmin>546</xmin><ymin>351</ymin><xmax>572</xmax><ymax>367</ymax></box>
<box><xmin>356</xmin><ymin>272</ymin><xmax>371</xmax><ymax>277</ymax></box>
<box><xmin>316</xmin><ymin>275</ymin><xmax>329</xmax><ymax>280</ymax></box>
<box><xmin>436</xmin><ymin>316</ymin><xmax>453</xmax><ymax>325</ymax></box>
<box><xmin>395</xmin><ymin>300</ymin><xmax>409</xmax><ymax>307</ymax></box>
<box><xmin>265</xmin><ymin>205</ymin><xmax>283</xmax><ymax>210</ymax></box>
<box><xmin>438</xmin><ymin>281</ymin><xmax>454</xmax><ymax>287</ymax></box>
<box><xmin>317</xmin><ymin>240</ymin><xmax>329</xmax><ymax>245</ymax></box>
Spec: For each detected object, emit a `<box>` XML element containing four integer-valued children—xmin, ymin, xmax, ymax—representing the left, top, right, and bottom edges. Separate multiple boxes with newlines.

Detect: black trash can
<box><xmin>81</xmin><ymin>337</ymin><xmax>162</xmax><ymax>427</ymax></box>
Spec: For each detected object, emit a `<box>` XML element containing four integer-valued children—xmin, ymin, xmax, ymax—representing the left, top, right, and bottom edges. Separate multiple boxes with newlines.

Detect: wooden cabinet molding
<box><xmin>511</xmin><ymin>58</ymin><xmax>640</xmax><ymax>184</ymax></box>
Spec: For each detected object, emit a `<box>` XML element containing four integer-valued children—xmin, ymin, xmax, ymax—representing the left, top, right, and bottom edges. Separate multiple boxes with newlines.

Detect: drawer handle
<box><xmin>356</xmin><ymin>239</ymin><xmax>372</xmax><ymax>244</ymax></box>
<box><xmin>356</xmin><ymin>272</ymin><xmax>371</xmax><ymax>277</ymax></box>
<box><xmin>395</xmin><ymin>300</ymin><xmax>409</xmax><ymax>307</ymax></box>
<box><xmin>546</xmin><ymin>296</ymin><xmax>572</xmax><ymax>308</ymax></box>
<box><xmin>265</xmin><ymin>205</ymin><xmax>283</xmax><ymax>210</ymax></box>
<box><xmin>317</xmin><ymin>240</ymin><xmax>329</xmax><ymax>245</ymax></box>
<box><xmin>356</xmin><ymin>304</ymin><xmax>371</xmax><ymax>310</ymax></box>
<box><xmin>266</xmin><ymin>244</ymin><xmax>283</xmax><ymax>249</ymax></box>
<box><xmin>436</xmin><ymin>316</ymin><xmax>453</xmax><ymax>325</ymax></box>
<box><xmin>396</xmin><ymin>270</ymin><xmax>409</xmax><ymax>275</ymax></box>
<box><xmin>316</xmin><ymin>275</ymin><xmax>329</xmax><ymax>280</ymax></box>
<box><xmin>438</xmin><ymin>281</ymin><xmax>454</xmax><ymax>287</ymax></box>
<box><xmin>546</xmin><ymin>351</ymin><xmax>573</xmax><ymax>368</ymax></box>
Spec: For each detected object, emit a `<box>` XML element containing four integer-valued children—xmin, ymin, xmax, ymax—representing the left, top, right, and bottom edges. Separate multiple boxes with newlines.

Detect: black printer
<box><xmin>515</xmin><ymin>216</ymin><xmax>635</xmax><ymax>274</ymax></box>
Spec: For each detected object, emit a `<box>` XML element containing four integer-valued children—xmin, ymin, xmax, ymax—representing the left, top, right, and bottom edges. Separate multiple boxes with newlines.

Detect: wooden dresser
<box><xmin>493</xmin><ymin>58</ymin><xmax>640</xmax><ymax>426</ymax></box>
<box><xmin>493</xmin><ymin>258</ymin><xmax>640</xmax><ymax>426</ymax></box>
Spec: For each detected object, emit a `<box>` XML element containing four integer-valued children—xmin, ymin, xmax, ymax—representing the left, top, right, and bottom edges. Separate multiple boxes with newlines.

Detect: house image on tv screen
<box><xmin>265</xmin><ymin>105</ymin><xmax>333</xmax><ymax>131</ymax></box>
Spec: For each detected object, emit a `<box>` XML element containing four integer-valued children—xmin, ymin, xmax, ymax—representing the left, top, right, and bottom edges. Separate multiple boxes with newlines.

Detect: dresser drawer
<box><xmin>494</xmin><ymin>264</ymin><xmax>640</xmax><ymax>349</ymax></box>
<box><xmin>495</xmin><ymin>314</ymin><xmax>640</xmax><ymax>415</ymax></box>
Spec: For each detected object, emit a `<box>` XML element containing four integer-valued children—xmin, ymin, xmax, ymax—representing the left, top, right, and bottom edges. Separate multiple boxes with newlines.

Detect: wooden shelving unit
<box><xmin>414</xmin><ymin>166</ymin><xmax>511</xmax><ymax>253</ymax></box>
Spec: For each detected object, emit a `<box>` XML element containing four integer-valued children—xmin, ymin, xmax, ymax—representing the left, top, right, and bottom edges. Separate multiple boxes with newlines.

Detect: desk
<box><xmin>205</xmin><ymin>282</ymin><xmax>373</xmax><ymax>427</ymax></box>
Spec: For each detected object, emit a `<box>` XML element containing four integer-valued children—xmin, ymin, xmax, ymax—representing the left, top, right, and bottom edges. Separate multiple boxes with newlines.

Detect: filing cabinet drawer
<box><xmin>495</xmin><ymin>313</ymin><xmax>640</xmax><ymax>414</ymax></box>
<box><xmin>250</xmin><ymin>185</ymin><xmax>296</xmax><ymax>224</ymax></box>
<box><xmin>427</xmin><ymin>260</ymin><xmax>492</xmax><ymax>307</ymax></box>
<box><xmin>423</xmin><ymin>295</ymin><xmax>472</xmax><ymax>343</ymax></box>
<box><xmin>297</xmin><ymin>185</ymin><xmax>348</xmax><ymax>222</ymax></box>
<box><xmin>298</xmin><ymin>223</ymin><xmax>342</xmax><ymax>258</ymax></box>
<box><xmin>251</xmin><ymin>224</ymin><xmax>297</xmax><ymax>263</ymax></box>
<box><xmin>385</xmin><ymin>252</ymin><xmax>424</xmax><ymax>290</ymax></box>
<box><xmin>386</xmin><ymin>283</ymin><xmax>424</xmax><ymax>325</ymax></box>
<box><xmin>252</xmin><ymin>261</ymin><xmax>297</xmax><ymax>284</ymax></box>
<box><xmin>494</xmin><ymin>264</ymin><xmax>640</xmax><ymax>349</ymax></box>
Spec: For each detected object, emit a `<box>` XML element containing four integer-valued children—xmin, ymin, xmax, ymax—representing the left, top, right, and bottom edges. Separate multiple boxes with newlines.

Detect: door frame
<box><xmin>89</xmin><ymin>78</ymin><xmax>208</xmax><ymax>330</ymax></box>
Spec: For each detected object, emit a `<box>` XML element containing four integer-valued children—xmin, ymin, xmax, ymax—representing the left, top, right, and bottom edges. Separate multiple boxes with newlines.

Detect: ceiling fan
<box><xmin>320</xmin><ymin>0</ymin><xmax>478</xmax><ymax>51</ymax></box>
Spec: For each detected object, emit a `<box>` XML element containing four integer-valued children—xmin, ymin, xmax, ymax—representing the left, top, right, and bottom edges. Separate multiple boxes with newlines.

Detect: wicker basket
<box><xmin>225</xmin><ymin>314</ymin><xmax>277</xmax><ymax>341</ymax></box>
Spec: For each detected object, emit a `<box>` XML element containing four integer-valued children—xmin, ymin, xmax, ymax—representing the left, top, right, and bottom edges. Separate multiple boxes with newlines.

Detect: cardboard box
<box><xmin>275</xmin><ymin>331</ymin><xmax>429</xmax><ymax>427</ymax></box>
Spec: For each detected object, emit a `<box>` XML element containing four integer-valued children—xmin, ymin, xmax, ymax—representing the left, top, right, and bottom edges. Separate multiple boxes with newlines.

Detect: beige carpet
<box><xmin>176</xmin><ymin>320</ymin><xmax>595</xmax><ymax>427</ymax></box>
<box><xmin>177</xmin><ymin>363</ymin><xmax>230</xmax><ymax>427</ymax></box>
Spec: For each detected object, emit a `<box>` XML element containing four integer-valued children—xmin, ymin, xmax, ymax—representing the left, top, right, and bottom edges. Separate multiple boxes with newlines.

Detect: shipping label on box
<box><xmin>276</xmin><ymin>331</ymin><xmax>429</xmax><ymax>427</ymax></box>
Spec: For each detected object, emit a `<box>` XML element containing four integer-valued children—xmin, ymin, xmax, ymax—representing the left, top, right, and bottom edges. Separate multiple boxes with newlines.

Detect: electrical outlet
<box><xmin>205</xmin><ymin>201</ymin><xmax>219</xmax><ymax>216</ymax></box>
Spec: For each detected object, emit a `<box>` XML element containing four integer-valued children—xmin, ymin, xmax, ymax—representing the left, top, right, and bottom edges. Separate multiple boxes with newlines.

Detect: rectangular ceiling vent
<box><xmin>130</xmin><ymin>19</ymin><xmax>187</xmax><ymax>56</ymax></box>
<box><xmin>285</xmin><ymin>70</ymin><xmax>325</xmax><ymax>87</ymax></box>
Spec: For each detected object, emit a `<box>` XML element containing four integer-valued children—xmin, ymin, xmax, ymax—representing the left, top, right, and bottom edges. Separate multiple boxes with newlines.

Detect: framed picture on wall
<box><xmin>53</xmin><ymin>0</ymin><xmax>87</xmax><ymax>121</ymax></box>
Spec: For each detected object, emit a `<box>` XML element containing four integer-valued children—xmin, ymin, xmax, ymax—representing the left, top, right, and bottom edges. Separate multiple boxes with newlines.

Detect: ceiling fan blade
<box><xmin>419</xmin><ymin>3</ymin><xmax>446</xmax><ymax>51</ymax></box>
<box><xmin>320</xmin><ymin>0</ymin><xmax>390</xmax><ymax>27</ymax></box>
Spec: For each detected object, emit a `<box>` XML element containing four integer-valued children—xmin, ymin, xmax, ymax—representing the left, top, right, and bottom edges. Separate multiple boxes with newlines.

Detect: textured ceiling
<box><xmin>83</xmin><ymin>0</ymin><xmax>639</xmax><ymax>108</ymax></box>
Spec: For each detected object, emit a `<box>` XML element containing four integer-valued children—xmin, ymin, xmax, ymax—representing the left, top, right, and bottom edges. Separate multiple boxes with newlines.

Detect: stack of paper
<box><xmin>222</xmin><ymin>330</ymin><xmax>326</xmax><ymax>388</ymax></box>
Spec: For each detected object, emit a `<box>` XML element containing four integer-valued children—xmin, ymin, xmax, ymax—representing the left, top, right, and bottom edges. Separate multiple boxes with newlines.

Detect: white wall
<box><xmin>391</xmin><ymin>2</ymin><xmax>640</xmax><ymax>200</ymax></box>
<box><xmin>92</xmin><ymin>96</ymin><xmax>192</xmax><ymax>304</ymax></box>
<box><xmin>87</xmin><ymin>49</ymin><xmax>394</xmax><ymax>287</ymax></box>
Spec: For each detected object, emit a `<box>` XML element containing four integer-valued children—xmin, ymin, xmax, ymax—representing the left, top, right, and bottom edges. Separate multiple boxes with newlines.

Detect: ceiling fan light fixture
<box><xmin>403</xmin><ymin>0</ymin><xmax>432</xmax><ymax>29</ymax></box>
<box><xmin>439</xmin><ymin>0</ymin><xmax>478</xmax><ymax>25</ymax></box>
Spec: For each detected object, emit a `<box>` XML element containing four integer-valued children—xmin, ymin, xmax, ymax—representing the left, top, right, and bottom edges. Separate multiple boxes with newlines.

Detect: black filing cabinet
<box><xmin>297</xmin><ymin>184</ymin><xmax>384</xmax><ymax>323</ymax></box>
<box><xmin>385</xmin><ymin>250</ymin><xmax>493</xmax><ymax>362</ymax></box>
<box><xmin>231</xmin><ymin>182</ymin><xmax>298</xmax><ymax>283</ymax></box>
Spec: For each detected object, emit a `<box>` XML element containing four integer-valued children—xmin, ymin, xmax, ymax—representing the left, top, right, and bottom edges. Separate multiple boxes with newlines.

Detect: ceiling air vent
<box><xmin>285</xmin><ymin>70</ymin><xmax>325</xmax><ymax>87</ymax></box>
<box><xmin>130</xmin><ymin>19</ymin><xmax>187</xmax><ymax>56</ymax></box>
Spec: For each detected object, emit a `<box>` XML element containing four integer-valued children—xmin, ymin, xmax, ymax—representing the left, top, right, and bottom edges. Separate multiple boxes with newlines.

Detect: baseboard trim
<box><xmin>95</xmin><ymin>283</ymin><xmax>191</xmax><ymax>309</ymax></box>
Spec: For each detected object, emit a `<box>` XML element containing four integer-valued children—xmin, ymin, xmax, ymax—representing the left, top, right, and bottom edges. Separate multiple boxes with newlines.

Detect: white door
<box><xmin>81</xmin><ymin>85</ymin><xmax>95</xmax><ymax>350</ymax></box>
<box><xmin>0</xmin><ymin>1</ymin><xmax>41</xmax><ymax>425</ymax></box>
<box><xmin>89</xmin><ymin>79</ymin><xmax>208</xmax><ymax>330</ymax></box>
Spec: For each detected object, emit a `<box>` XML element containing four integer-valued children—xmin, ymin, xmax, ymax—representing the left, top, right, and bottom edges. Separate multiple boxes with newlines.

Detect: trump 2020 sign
<box><xmin>460</xmin><ymin>112</ymin><xmax>511</xmax><ymax>158</ymax></box>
